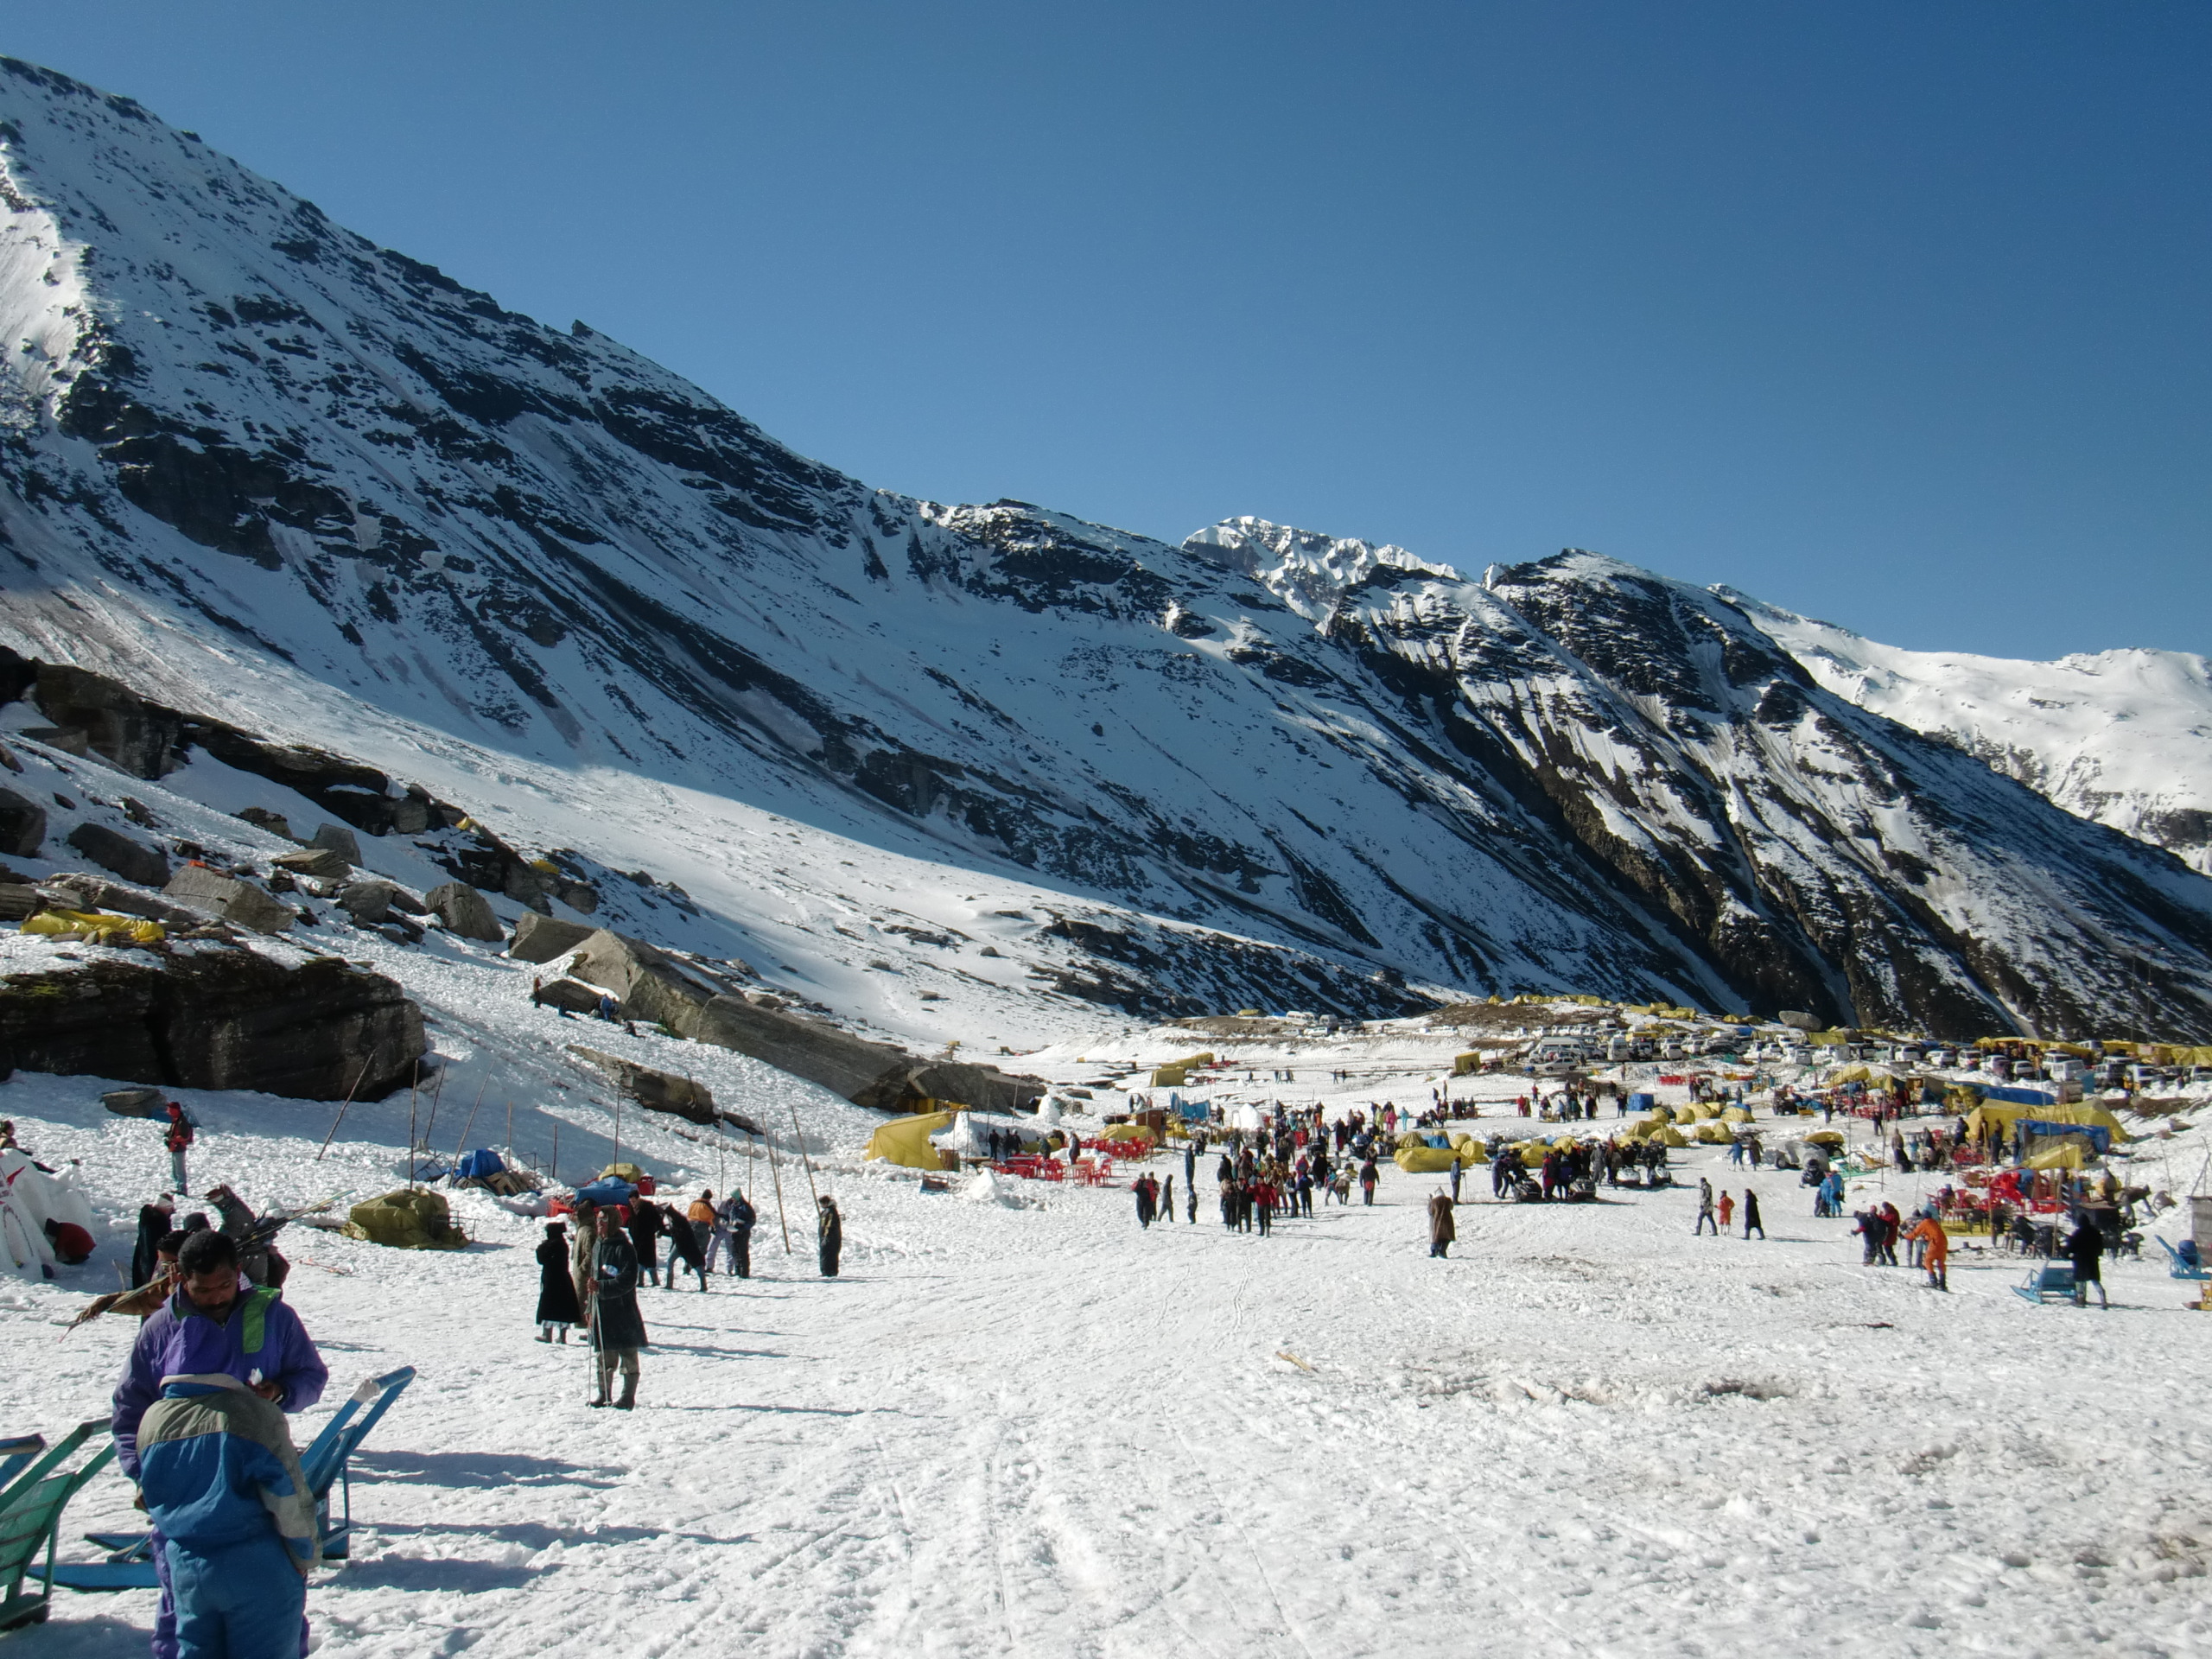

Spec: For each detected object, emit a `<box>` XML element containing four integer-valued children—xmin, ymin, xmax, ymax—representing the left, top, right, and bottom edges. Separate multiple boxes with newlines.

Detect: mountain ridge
<box><xmin>0</xmin><ymin>55</ymin><xmax>2209</xmax><ymax>1040</ymax></box>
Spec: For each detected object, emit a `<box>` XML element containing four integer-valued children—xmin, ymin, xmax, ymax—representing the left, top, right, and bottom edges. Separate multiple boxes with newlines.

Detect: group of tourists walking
<box><xmin>533</xmin><ymin>1185</ymin><xmax>845</xmax><ymax>1408</ymax></box>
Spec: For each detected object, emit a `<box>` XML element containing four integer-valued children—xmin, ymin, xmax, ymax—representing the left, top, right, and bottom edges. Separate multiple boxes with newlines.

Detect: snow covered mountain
<box><xmin>0</xmin><ymin>55</ymin><xmax>2209</xmax><ymax>1040</ymax></box>
<box><xmin>1724</xmin><ymin>592</ymin><xmax>2212</xmax><ymax>878</ymax></box>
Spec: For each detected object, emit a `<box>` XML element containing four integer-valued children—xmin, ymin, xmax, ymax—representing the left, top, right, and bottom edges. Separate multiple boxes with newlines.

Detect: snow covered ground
<box><xmin>8</xmin><ymin>1057</ymin><xmax>2212</xmax><ymax>1659</ymax></box>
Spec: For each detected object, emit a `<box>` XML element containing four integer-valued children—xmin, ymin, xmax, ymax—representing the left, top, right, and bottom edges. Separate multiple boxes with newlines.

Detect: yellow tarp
<box><xmin>1100</xmin><ymin>1122</ymin><xmax>1157</xmax><ymax>1144</ymax></box>
<box><xmin>1694</xmin><ymin>1123</ymin><xmax>1731</xmax><ymax>1144</ymax></box>
<box><xmin>1452</xmin><ymin>1052</ymin><xmax>1480</xmax><ymax>1077</ymax></box>
<box><xmin>598</xmin><ymin>1162</ymin><xmax>645</xmax><ymax>1184</ymax></box>
<box><xmin>2026</xmin><ymin>1141</ymin><xmax>2088</xmax><ymax>1171</ymax></box>
<box><xmin>344</xmin><ymin>1188</ymin><xmax>468</xmax><ymax>1250</ymax></box>
<box><xmin>1148</xmin><ymin>1052</ymin><xmax>1215</xmax><ymax>1088</ymax></box>
<box><xmin>1721</xmin><ymin>1106</ymin><xmax>1751</xmax><ymax>1123</ymax></box>
<box><xmin>1395</xmin><ymin>1147</ymin><xmax>1460</xmax><ymax>1173</ymax></box>
<box><xmin>22</xmin><ymin>909</ymin><xmax>165</xmax><ymax>945</ymax></box>
<box><xmin>1805</xmin><ymin>1129</ymin><xmax>1846</xmax><ymax>1146</ymax></box>
<box><xmin>864</xmin><ymin>1110</ymin><xmax>956</xmax><ymax>1170</ymax></box>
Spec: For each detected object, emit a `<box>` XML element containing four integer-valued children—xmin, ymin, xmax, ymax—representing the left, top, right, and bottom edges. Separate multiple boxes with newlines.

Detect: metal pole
<box><xmin>551</xmin><ymin>1122</ymin><xmax>560</xmax><ymax>1186</ymax></box>
<box><xmin>406</xmin><ymin>1063</ymin><xmax>420</xmax><ymax>1191</ymax></box>
<box><xmin>504</xmin><ymin>1098</ymin><xmax>514</xmax><ymax>1160</ymax></box>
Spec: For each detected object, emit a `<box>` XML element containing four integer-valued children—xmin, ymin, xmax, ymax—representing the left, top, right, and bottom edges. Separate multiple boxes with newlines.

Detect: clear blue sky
<box><xmin>8</xmin><ymin>2</ymin><xmax>2207</xmax><ymax>658</ymax></box>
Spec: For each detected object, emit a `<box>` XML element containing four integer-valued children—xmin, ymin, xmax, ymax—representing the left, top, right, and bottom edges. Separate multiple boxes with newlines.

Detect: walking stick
<box><xmin>315</xmin><ymin>1052</ymin><xmax>378</xmax><ymax>1160</ymax></box>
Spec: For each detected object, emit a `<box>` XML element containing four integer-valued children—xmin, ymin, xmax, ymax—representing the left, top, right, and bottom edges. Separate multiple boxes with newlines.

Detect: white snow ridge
<box><xmin>0</xmin><ymin>54</ymin><xmax>2209</xmax><ymax>1659</ymax></box>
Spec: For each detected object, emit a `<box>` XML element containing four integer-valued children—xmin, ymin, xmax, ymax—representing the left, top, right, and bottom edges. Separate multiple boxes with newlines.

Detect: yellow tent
<box><xmin>2026</xmin><ymin>1141</ymin><xmax>2088</xmax><ymax>1171</ymax></box>
<box><xmin>1721</xmin><ymin>1106</ymin><xmax>1751</xmax><ymax>1124</ymax></box>
<box><xmin>1452</xmin><ymin>1052</ymin><xmax>1481</xmax><ymax>1077</ymax></box>
<box><xmin>1694</xmin><ymin>1122</ymin><xmax>1731</xmax><ymax>1144</ymax></box>
<box><xmin>864</xmin><ymin>1110</ymin><xmax>956</xmax><ymax>1170</ymax></box>
<box><xmin>1101</xmin><ymin>1122</ymin><xmax>1157</xmax><ymax>1145</ymax></box>
<box><xmin>1395</xmin><ymin>1146</ymin><xmax>1459</xmax><ymax>1173</ymax></box>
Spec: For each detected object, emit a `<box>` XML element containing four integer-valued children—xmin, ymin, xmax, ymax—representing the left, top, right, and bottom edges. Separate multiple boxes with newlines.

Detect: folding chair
<box><xmin>0</xmin><ymin>1420</ymin><xmax>116</xmax><ymax>1629</ymax></box>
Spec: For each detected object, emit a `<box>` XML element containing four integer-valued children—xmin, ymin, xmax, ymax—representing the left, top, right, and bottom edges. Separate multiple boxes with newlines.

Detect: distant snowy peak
<box><xmin>1724</xmin><ymin>588</ymin><xmax>2212</xmax><ymax>874</ymax></box>
<box><xmin>1184</xmin><ymin>517</ymin><xmax>1461</xmax><ymax>620</ymax></box>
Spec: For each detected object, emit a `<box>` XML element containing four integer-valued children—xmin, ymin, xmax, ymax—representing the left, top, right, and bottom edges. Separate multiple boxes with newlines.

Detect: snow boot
<box><xmin>615</xmin><ymin>1375</ymin><xmax>638</xmax><ymax>1410</ymax></box>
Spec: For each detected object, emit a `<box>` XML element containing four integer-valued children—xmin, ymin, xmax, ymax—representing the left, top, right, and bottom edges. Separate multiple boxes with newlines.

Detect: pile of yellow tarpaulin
<box><xmin>22</xmin><ymin>909</ymin><xmax>165</xmax><ymax>946</ymax></box>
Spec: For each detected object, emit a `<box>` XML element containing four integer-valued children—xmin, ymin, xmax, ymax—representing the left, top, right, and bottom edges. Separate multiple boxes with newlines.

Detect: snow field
<box><xmin>7</xmin><ymin>1063</ymin><xmax>2211</xmax><ymax>1659</ymax></box>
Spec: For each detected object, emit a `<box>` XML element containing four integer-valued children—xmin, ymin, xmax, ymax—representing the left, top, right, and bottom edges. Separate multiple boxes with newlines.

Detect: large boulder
<box><xmin>566</xmin><ymin>1045</ymin><xmax>760</xmax><ymax>1132</ymax></box>
<box><xmin>0</xmin><ymin>882</ymin><xmax>41</xmax><ymax>921</ymax></box>
<box><xmin>690</xmin><ymin>991</ymin><xmax>916</xmax><ymax>1100</ymax></box>
<box><xmin>0</xmin><ymin>949</ymin><xmax>423</xmax><ymax>1098</ymax></box>
<box><xmin>165</xmin><ymin>867</ymin><xmax>296</xmax><ymax>933</ymax></box>
<box><xmin>508</xmin><ymin>911</ymin><xmax>596</xmax><ymax>963</ymax></box>
<box><xmin>425</xmin><ymin>880</ymin><xmax>502</xmax><ymax>942</ymax></box>
<box><xmin>38</xmin><ymin>874</ymin><xmax>200</xmax><ymax>926</ymax></box>
<box><xmin>0</xmin><ymin>788</ymin><xmax>45</xmax><ymax>858</ymax></box>
<box><xmin>65</xmin><ymin>823</ymin><xmax>171</xmax><ymax>887</ymax></box>
<box><xmin>566</xmin><ymin>929</ymin><xmax>1046</xmax><ymax>1113</ymax></box>
<box><xmin>272</xmin><ymin>846</ymin><xmax>351</xmax><ymax>880</ymax></box>
<box><xmin>307</xmin><ymin>823</ymin><xmax>363</xmax><ymax>864</ymax></box>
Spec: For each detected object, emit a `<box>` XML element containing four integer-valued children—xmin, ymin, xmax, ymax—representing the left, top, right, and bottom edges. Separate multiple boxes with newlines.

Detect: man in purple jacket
<box><xmin>112</xmin><ymin>1230</ymin><xmax>327</xmax><ymax>1659</ymax></box>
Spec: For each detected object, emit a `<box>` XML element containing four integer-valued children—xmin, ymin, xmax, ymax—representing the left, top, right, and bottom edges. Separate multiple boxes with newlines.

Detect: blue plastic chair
<box><xmin>2015</xmin><ymin>1262</ymin><xmax>2077</xmax><ymax>1303</ymax></box>
<box><xmin>2158</xmin><ymin>1237</ymin><xmax>2209</xmax><ymax>1281</ymax></box>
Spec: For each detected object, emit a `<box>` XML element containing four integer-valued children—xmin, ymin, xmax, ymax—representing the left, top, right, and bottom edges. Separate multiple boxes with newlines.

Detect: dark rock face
<box><xmin>0</xmin><ymin>948</ymin><xmax>423</xmax><ymax>1098</ymax></box>
<box><xmin>65</xmin><ymin>822</ymin><xmax>170</xmax><ymax>887</ymax></box>
<box><xmin>0</xmin><ymin>788</ymin><xmax>45</xmax><ymax>858</ymax></box>
<box><xmin>31</xmin><ymin>664</ymin><xmax>185</xmax><ymax>779</ymax></box>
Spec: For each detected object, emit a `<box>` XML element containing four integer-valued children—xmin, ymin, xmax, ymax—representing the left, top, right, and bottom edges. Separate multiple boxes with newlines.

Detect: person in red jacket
<box><xmin>163</xmin><ymin>1102</ymin><xmax>194</xmax><ymax>1197</ymax></box>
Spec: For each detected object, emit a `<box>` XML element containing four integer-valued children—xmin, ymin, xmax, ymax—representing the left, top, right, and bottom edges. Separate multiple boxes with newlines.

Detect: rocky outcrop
<box><xmin>65</xmin><ymin>823</ymin><xmax>170</xmax><ymax>887</ymax></box>
<box><xmin>0</xmin><ymin>947</ymin><xmax>423</xmax><ymax>1098</ymax></box>
<box><xmin>508</xmin><ymin>911</ymin><xmax>595</xmax><ymax>963</ymax></box>
<box><xmin>0</xmin><ymin>788</ymin><xmax>44</xmax><ymax>858</ymax></box>
<box><xmin>272</xmin><ymin>846</ymin><xmax>350</xmax><ymax>880</ymax></box>
<box><xmin>426</xmin><ymin>880</ymin><xmax>502</xmax><ymax>943</ymax></box>
<box><xmin>163</xmin><ymin>867</ymin><xmax>296</xmax><ymax>933</ymax></box>
<box><xmin>566</xmin><ymin>1044</ymin><xmax>760</xmax><ymax>1133</ymax></box>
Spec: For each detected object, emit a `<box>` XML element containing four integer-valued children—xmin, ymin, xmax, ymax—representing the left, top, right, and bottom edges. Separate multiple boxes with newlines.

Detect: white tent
<box><xmin>1</xmin><ymin>1148</ymin><xmax>98</xmax><ymax>1279</ymax></box>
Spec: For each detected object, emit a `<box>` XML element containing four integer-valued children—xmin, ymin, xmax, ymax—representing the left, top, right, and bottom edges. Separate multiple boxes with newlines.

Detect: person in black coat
<box><xmin>663</xmin><ymin>1209</ymin><xmax>708</xmax><ymax>1292</ymax></box>
<box><xmin>717</xmin><ymin>1192</ymin><xmax>756</xmax><ymax>1278</ymax></box>
<box><xmin>627</xmin><ymin>1195</ymin><xmax>664</xmax><ymax>1287</ymax></box>
<box><xmin>817</xmin><ymin>1195</ymin><xmax>842</xmax><ymax>1278</ymax></box>
<box><xmin>587</xmin><ymin>1210</ymin><xmax>648</xmax><ymax>1408</ymax></box>
<box><xmin>2069</xmin><ymin>1217</ymin><xmax>2108</xmax><ymax>1307</ymax></box>
<box><xmin>131</xmin><ymin>1195</ymin><xmax>175</xmax><ymax>1288</ymax></box>
<box><xmin>535</xmin><ymin>1221</ymin><xmax>582</xmax><ymax>1342</ymax></box>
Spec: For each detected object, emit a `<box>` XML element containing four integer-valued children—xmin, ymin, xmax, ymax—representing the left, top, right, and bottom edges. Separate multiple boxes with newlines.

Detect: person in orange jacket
<box><xmin>1904</xmin><ymin>1213</ymin><xmax>1949</xmax><ymax>1291</ymax></box>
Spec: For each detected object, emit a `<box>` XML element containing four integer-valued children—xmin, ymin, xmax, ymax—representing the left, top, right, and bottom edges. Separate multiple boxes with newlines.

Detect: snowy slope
<box><xmin>1728</xmin><ymin>591</ymin><xmax>2212</xmax><ymax>877</ymax></box>
<box><xmin>0</xmin><ymin>56</ymin><xmax>2209</xmax><ymax>1040</ymax></box>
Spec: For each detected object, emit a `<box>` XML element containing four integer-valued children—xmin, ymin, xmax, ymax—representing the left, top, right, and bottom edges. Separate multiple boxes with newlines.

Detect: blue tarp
<box><xmin>573</xmin><ymin>1178</ymin><xmax>634</xmax><ymax>1207</ymax></box>
<box><xmin>2018</xmin><ymin>1120</ymin><xmax>2111</xmax><ymax>1154</ymax></box>
<box><xmin>1168</xmin><ymin>1092</ymin><xmax>1211</xmax><ymax>1120</ymax></box>
<box><xmin>1983</xmin><ymin>1085</ymin><xmax>2058</xmax><ymax>1106</ymax></box>
<box><xmin>454</xmin><ymin>1148</ymin><xmax>505</xmax><ymax>1179</ymax></box>
<box><xmin>1629</xmin><ymin>1092</ymin><xmax>1656</xmax><ymax>1113</ymax></box>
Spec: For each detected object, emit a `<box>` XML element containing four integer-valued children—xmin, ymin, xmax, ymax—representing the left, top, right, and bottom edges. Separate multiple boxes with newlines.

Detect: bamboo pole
<box><xmin>788</xmin><ymin>1100</ymin><xmax>821</xmax><ymax>1209</ymax></box>
<box><xmin>419</xmin><ymin>1065</ymin><xmax>449</xmax><ymax>1154</ymax></box>
<box><xmin>454</xmin><ymin>1073</ymin><xmax>492</xmax><ymax>1158</ymax></box>
<box><xmin>766</xmin><ymin>1130</ymin><xmax>791</xmax><ymax>1254</ymax></box>
<box><xmin>406</xmin><ymin>1063</ymin><xmax>420</xmax><ymax>1191</ymax></box>
<box><xmin>551</xmin><ymin>1122</ymin><xmax>560</xmax><ymax>1185</ymax></box>
<box><xmin>315</xmin><ymin>1052</ymin><xmax>378</xmax><ymax>1161</ymax></box>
